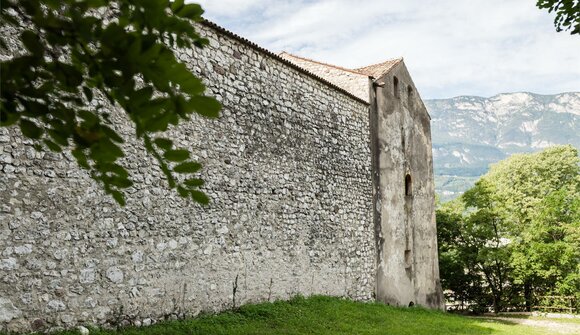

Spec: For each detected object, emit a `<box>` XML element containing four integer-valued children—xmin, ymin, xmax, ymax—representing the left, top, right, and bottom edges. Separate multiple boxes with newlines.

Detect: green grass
<box><xmin>39</xmin><ymin>296</ymin><xmax>559</xmax><ymax>335</ymax></box>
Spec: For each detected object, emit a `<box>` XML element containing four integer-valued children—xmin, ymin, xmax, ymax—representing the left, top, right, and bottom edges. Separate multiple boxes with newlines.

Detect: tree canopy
<box><xmin>537</xmin><ymin>0</ymin><xmax>580</xmax><ymax>35</ymax></box>
<box><xmin>0</xmin><ymin>0</ymin><xmax>221</xmax><ymax>205</ymax></box>
<box><xmin>437</xmin><ymin>145</ymin><xmax>580</xmax><ymax>313</ymax></box>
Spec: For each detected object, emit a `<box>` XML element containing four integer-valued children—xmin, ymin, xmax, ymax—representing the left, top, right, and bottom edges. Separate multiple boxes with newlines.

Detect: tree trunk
<box><xmin>524</xmin><ymin>281</ymin><xmax>532</xmax><ymax>312</ymax></box>
<box><xmin>494</xmin><ymin>294</ymin><xmax>502</xmax><ymax>313</ymax></box>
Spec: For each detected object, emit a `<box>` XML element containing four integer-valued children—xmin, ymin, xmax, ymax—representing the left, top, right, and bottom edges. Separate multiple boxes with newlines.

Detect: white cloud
<box><xmin>196</xmin><ymin>0</ymin><xmax>580</xmax><ymax>99</ymax></box>
<box><xmin>195</xmin><ymin>0</ymin><xmax>266</xmax><ymax>16</ymax></box>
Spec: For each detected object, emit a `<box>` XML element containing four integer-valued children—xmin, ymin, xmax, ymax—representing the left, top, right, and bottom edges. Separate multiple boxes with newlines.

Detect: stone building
<box><xmin>278</xmin><ymin>51</ymin><xmax>442</xmax><ymax>309</ymax></box>
<box><xmin>0</xmin><ymin>20</ymin><xmax>442</xmax><ymax>331</ymax></box>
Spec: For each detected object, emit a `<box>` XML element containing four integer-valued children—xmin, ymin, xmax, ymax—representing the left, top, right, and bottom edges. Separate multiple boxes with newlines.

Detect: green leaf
<box><xmin>44</xmin><ymin>139</ymin><xmax>62</xmax><ymax>152</ymax></box>
<box><xmin>44</xmin><ymin>0</ymin><xmax>61</xmax><ymax>9</ymax></box>
<box><xmin>140</xmin><ymin>108</ymin><xmax>178</xmax><ymax>133</ymax></box>
<box><xmin>125</xmin><ymin>38</ymin><xmax>142</xmax><ymax>64</ymax></box>
<box><xmin>20</xmin><ymin>119</ymin><xmax>43</xmax><ymax>139</ymax></box>
<box><xmin>163</xmin><ymin>149</ymin><xmax>190</xmax><ymax>162</ymax></box>
<box><xmin>51</xmin><ymin>106</ymin><xmax>75</xmax><ymax>123</ymax></box>
<box><xmin>184</xmin><ymin>178</ymin><xmax>204</xmax><ymax>187</ymax></box>
<box><xmin>86</xmin><ymin>0</ymin><xmax>106</xmax><ymax>8</ymax></box>
<box><xmin>171</xmin><ymin>0</ymin><xmax>185</xmax><ymax>12</ymax></box>
<box><xmin>0</xmin><ymin>108</ymin><xmax>20</xmax><ymax>126</ymax></box>
<box><xmin>102</xmin><ymin>126</ymin><xmax>124</xmax><ymax>143</ymax></box>
<box><xmin>108</xmin><ymin>176</ymin><xmax>133</xmax><ymax>188</ymax></box>
<box><xmin>21</xmin><ymin>30</ymin><xmax>44</xmax><ymax>56</ymax></box>
<box><xmin>48</xmin><ymin>129</ymin><xmax>69</xmax><ymax>146</ymax></box>
<box><xmin>23</xmin><ymin>100</ymin><xmax>49</xmax><ymax>117</ymax></box>
<box><xmin>72</xmin><ymin>148</ymin><xmax>90</xmax><ymax>169</ymax></box>
<box><xmin>20</xmin><ymin>1</ymin><xmax>39</xmax><ymax>17</ymax></box>
<box><xmin>78</xmin><ymin>110</ymin><xmax>100</xmax><ymax>128</ymax></box>
<box><xmin>188</xmin><ymin>96</ymin><xmax>221</xmax><ymax>118</ymax></box>
<box><xmin>173</xmin><ymin>67</ymin><xmax>204</xmax><ymax>93</ymax></box>
<box><xmin>177</xmin><ymin>185</ymin><xmax>189</xmax><ymax>197</ymax></box>
<box><xmin>58</xmin><ymin>63</ymin><xmax>84</xmax><ymax>87</ymax></box>
<box><xmin>193</xmin><ymin>38</ymin><xmax>209</xmax><ymax>48</ymax></box>
<box><xmin>173</xmin><ymin>161</ymin><xmax>202</xmax><ymax>173</ymax></box>
<box><xmin>83</xmin><ymin>87</ymin><xmax>93</xmax><ymax>102</ymax></box>
<box><xmin>176</xmin><ymin>4</ymin><xmax>204</xmax><ymax>19</ymax></box>
<box><xmin>101</xmin><ymin>162</ymin><xmax>129</xmax><ymax>178</ymax></box>
<box><xmin>191</xmin><ymin>190</ymin><xmax>209</xmax><ymax>204</ymax></box>
<box><xmin>100</xmin><ymin>23</ymin><xmax>125</xmax><ymax>50</ymax></box>
<box><xmin>131</xmin><ymin>98</ymin><xmax>168</xmax><ymax>121</ymax></box>
<box><xmin>90</xmin><ymin>139</ymin><xmax>124</xmax><ymax>163</ymax></box>
<box><xmin>139</xmin><ymin>43</ymin><xmax>162</xmax><ymax>64</ymax></box>
<box><xmin>131</xmin><ymin>87</ymin><xmax>154</xmax><ymax>107</ymax></box>
<box><xmin>110</xmin><ymin>190</ymin><xmax>126</xmax><ymax>206</ymax></box>
<box><xmin>154</xmin><ymin>137</ymin><xmax>172</xmax><ymax>150</ymax></box>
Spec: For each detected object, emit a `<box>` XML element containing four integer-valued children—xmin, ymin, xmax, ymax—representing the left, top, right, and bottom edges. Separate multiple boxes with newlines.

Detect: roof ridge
<box><xmin>280</xmin><ymin>52</ymin><xmax>370</xmax><ymax>76</ymax></box>
<box><xmin>354</xmin><ymin>57</ymin><xmax>403</xmax><ymax>70</ymax></box>
<box><xmin>355</xmin><ymin>58</ymin><xmax>403</xmax><ymax>77</ymax></box>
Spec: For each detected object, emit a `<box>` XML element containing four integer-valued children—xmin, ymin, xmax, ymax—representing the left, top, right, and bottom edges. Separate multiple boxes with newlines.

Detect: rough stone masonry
<box><xmin>0</xmin><ymin>20</ymin><xmax>443</xmax><ymax>332</ymax></box>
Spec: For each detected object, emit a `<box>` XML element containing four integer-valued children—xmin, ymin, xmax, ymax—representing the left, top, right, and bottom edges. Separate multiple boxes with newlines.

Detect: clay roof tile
<box><xmin>279</xmin><ymin>52</ymin><xmax>371</xmax><ymax>76</ymax></box>
<box><xmin>355</xmin><ymin>58</ymin><xmax>403</xmax><ymax>78</ymax></box>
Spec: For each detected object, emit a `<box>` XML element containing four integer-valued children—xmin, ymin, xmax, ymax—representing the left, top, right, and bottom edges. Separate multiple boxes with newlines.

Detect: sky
<box><xmin>195</xmin><ymin>0</ymin><xmax>580</xmax><ymax>99</ymax></box>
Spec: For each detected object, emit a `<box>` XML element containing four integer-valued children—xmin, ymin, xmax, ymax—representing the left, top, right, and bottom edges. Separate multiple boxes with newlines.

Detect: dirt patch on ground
<box><xmin>478</xmin><ymin>317</ymin><xmax>580</xmax><ymax>334</ymax></box>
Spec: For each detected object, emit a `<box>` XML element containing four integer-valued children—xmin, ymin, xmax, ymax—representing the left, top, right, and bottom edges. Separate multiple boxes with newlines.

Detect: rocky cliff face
<box><xmin>425</xmin><ymin>92</ymin><xmax>580</xmax><ymax>201</ymax></box>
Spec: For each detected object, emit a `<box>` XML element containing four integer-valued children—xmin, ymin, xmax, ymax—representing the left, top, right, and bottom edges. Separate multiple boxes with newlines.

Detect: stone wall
<box><xmin>0</xmin><ymin>23</ymin><xmax>375</xmax><ymax>332</ymax></box>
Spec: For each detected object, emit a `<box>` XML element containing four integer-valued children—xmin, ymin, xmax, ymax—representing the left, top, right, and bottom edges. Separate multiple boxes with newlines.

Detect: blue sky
<box><xmin>195</xmin><ymin>0</ymin><xmax>580</xmax><ymax>99</ymax></box>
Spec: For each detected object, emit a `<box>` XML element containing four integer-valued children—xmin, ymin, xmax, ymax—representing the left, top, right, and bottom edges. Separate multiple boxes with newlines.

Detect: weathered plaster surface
<box><xmin>372</xmin><ymin>63</ymin><xmax>443</xmax><ymax>309</ymax></box>
<box><xmin>0</xmin><ymin>23</ymin><xmax>375</xmax><ymax>332</ymax></box>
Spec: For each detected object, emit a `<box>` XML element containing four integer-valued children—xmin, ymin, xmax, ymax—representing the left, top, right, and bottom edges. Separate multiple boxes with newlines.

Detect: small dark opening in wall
<box><xmin>405</xmin><ymin>174</ymin><xmax>412</xmax><ymax>196</ymax></box>
<box><xmin>408</xmin><ymin>301</ymin><xmax>415</xmax><ymax>307</ymax></box>
<box><xmin>393</xmin><ymin>76</ymin><xmax>399</xmax><ymax>98</ymax></box>
<box><xmin>407</xmin><ymin>85</ymin><xmax>413</xmax><ymax>100</ymax></box>
<box><xmin>405</xmin><ymin>249</ymin><xmax>412</xmax><ymax>268</ymax></box>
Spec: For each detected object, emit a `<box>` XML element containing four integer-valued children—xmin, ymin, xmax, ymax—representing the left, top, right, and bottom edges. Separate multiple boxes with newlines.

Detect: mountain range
<box><xmin>424</xmin><ymin>92</ymin><xmax>580</xmax><ymax>202</ymax></box>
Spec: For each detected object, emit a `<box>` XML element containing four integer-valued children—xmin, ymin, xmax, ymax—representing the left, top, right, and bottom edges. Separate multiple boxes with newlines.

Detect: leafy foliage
<box><xmin>537</xmin><ymin>0</ymin><xmax>580</xmax><ymax>35</ymax></box>
<box><xmin>437</xmin><ymin>145</ymin><xmax>580</xmax><ymax>313</ymax></box>
<box><xmin>496</xmin><ymin>147</ymin><xmax>580</xmax><ymax>301</ymax></box>
<box><xmin>437</xmin><ymin>200</ymin><xmax>488</xmax><ymax>311</ymax></box>
<box><xmin>438</xmin><ymin>182</ymin><xmax>513</xmax><ymax>313</ymax></box>
<box><xmin>0</xmin><ymin>0</ymin><xmax>221</xmax><ymax>205</ymax></box>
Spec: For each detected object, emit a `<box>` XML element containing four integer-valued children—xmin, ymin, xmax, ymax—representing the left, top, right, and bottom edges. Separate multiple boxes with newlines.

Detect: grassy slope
<box><xmin>43</xmin><ymin>296</ymin><xmax>558</xmax><ymax>335</ymax></box>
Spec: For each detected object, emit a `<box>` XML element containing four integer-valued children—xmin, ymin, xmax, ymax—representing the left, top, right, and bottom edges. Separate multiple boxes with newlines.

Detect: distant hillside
<box><xmin>425</xmin><ymin>92</ymin><xmax>580</xmax><ymax>202</ymax></box>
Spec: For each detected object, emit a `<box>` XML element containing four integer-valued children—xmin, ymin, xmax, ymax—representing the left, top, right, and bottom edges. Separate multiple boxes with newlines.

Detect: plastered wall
<box><xmin>371</xmin><ymin>63</ymin><xmax>443</xmax><ymax>309</ymax></box>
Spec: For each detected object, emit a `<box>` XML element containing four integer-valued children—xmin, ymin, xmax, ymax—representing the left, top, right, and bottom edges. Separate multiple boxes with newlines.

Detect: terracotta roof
<box><xmin>199</xmin><ymin>20</ymin><xmax>369</xmax><ymax>105</ymax></box>
<box><xmin>355</xmin><ymin>58</ymin><xmax>403</xmax><ymax>78</ymax></box>
<box><xmin>279</xmin><ymin>52</ymin><xmax>371</xmax><ymax>101</ymax></box>
<box><xmin>280</xmin><ymin>52</ymin><xmax>402</xmax><ymax>79</ymax></box>
<box><xmin>279</xmin><ymin>52</ymin><xmax>370</xmax><ymax>77</ymax></box>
